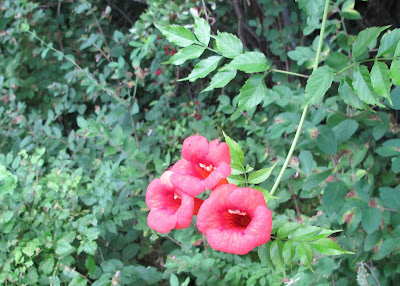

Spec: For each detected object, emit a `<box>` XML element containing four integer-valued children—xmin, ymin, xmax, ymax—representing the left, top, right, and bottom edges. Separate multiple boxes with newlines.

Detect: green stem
<box><xmin>335</xmin><ymin>56</ymin><xmax>400</xmax><ymax>75</ymax></box>
<box><xmin>270</xmin><ymin>69</ymin><xmax>310</xmax><ymax>79</ymax></box>
<box><xmin>270</xmin><ymin>0</ymin><xmax>330</xmax><ymax>196</ymax></box>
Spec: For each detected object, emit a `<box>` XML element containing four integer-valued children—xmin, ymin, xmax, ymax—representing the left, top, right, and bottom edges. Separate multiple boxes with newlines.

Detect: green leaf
<box><xmin>247</xmin><ymin>163</ymin><xmax>277</xmax><ymax>185</ymax></box>
<box><xmin>338</xmin><ymin>77</ymin><xmax>368</xmax><ymax>109</ymax></box>
<box><xmin>163</xmin><ymin>45</ymin><xmax>205</xmax><ymax>65</ymax></box>
<box><xmin>56</xmin><ymin>239</ymin><xmax>75</xmax><ymax>257</ymax></box>
<box><xmin>371</xmin><ymin>61</ymin><xmax>391</xmax><ymax>101</ymax></box>
<box><xmin>390</xmin><ymin>59</ymin><xmax>400</xmax><ymax>85</ymax></box>
<box><xmin>353</xmin><ymin>65</ymin><xmax>382</xmax><ymax>106</ymax></box>
<box><xmin>386</xmin><ymin>86</ymin><xmax>400</xmax><ymax>109</ymax></box>
<box><xmin>377</xmin><ymin>29</ymin><xmax>400</xmax><ymax>56</ymax></box>
<box><xmin>237</xmin><ymin>74</ymin><xmax>267</xmax><ymax>111</ymax></box>
<box><xmin>202</xmin><ymin>69</ymin><xmax>237</xmax><ymax>92</ymax></box>
<box><xmin>290</xmin><ymin>225</ymin><xmax>321</xmax><ymax>241</ymax></box>
<box><xmin>310</xmin><ymin>238</ymin><xmax>352</xmax><ymax>255</ymax></box>
<box><xmin>305</xmin><ymin>66</ymin><xmax>333</xmax><ymax>105</ymax></box>
<box><xmin>340</xmin><ymin>0</ymin><xmax>361</xmax><ymax>20</ymax></box>
<box><xmin>303</xmin><ymin>170</ymin><xmax>331</xmax><ymax>191</ymax></box>
<box><xmin>352</xmin><ymin>26</ymin><xmax>389</xmax><ymax>59</ymax></box>
<box><xmin>316</xmin><ymin>126</ymin><xmax>337</xmax><ymax>155</ymax></box>
<box><xmin>213</xmin><ymin>31</ymin><xmax>243</xmax><ymax>59</ymax></box>
<box><xmin>375</xmin><ymin>139</ymin><xmax>400</xmax><ymax>157</ymax></box>
<box><xmin>282</xmin><ymin>241</ymin><xmax>295</xmax><ymax>266</ymax></box>
<box><xmin>20</xmin><ymin>23</ymin><xmax>30</xmax><ymax>32</ymax></box>
<box><xmin>295</xmin><ymin>0</ymin><xmax>324</xmax><ymax>17</ymax></box>
<box><xmin>110</xmin><ymin>125</ymin><xmax>123</xmax><ymax>146</ymax></box>
<box><xmin>379</xmin><ymin>187</ymin><xmax>400</xmax><ymax>210</ymax></box>
<box><xmin>364</xmin><ymin>231</ymin><xmax>382</xmax><ymax>251</ymax></box>
<box><xmin>227</xmin><ymin>174</ymin><xmax>245</xmax><ymax>185</ymax></box>
<box><xmin>170</xmin><ymin>274</ymin><xmax>179</xmax><ymax>286</ymax></box>
<box><xmin>39</xmin><ymin>258</ymin><xmax>54</xmax><ymax>275</ymax></box>
<box><xmin>277</xmin><ymin>222</ymin><xmax>302</xmax><ymax>239</ymax></box>
<box><xmin>85</xmin><ymin>256</ymin><xmax>96</xmax><ymax>275</ymax></box>
<box><xmin>179</xmin><ymin>56</ymin><xmax>221</xmax><ymax>82</ymax></box>
<box><xmin>392</xmin><ymin>157</ymin><xmax>400</xmax><ymax>173</ymax></box>
<box><xmin>222</xmin><ymin>52</ymin><xmax>270</xmax><ymax>73</ymax></box>
<box><xmin>223</xmin><ymin>131</ymin><xmax>244</xmax><ymax>166</ymax></box>
<box><xmin>194</xmin><ymin>17</ymin><xmax>210</xmax><ymax>46</ymax></box>
<box><xmin>377</xmin><ymin>238</ymin><xmax>398</xmax><ymax>258</ymax></box>
<box><xmin>258</xmin><ymin>242</ymin><xmax>274</xmax><ymax>270</ymax></box>
<box><xmin>297</xmin><ymin>242</ymin><xmax>313</xmax><ymax>271</ymax></box>
<box><xmin>323</xmin><ymin>181</ymin><xmax>348</xmax><ymax>215</ymax></box>
<box><xmin>270</xmin><ymin>239</ymin><xmax>285</xmax><ymax>273</ymax></box>
<box><xmin>361</xmin><ymin>206</ymin><xmax>382</xmax><ymax>233</ymax></box>
<box><xmin>155</xmin><ymin>24</ymin><xmax>195</xmax><ymax>47</ymax></box>
<box><xmin>332</xmin><ymin>119</ymin><xmax>359</xmax><ymax>143</ymax></box>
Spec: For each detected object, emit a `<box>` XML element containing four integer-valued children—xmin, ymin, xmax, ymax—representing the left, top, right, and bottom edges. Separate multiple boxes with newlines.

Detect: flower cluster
<box><xmin>146</xmin><ymin>135</ymin><xmax>272</xmax><ymax>255</ymax></box>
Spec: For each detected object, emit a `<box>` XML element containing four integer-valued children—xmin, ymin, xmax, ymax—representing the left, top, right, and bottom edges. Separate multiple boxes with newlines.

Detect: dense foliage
<box><xmin>0</xmin><ymin>0</ymin><xmax>399</xmax><ymax>285</ymax></box>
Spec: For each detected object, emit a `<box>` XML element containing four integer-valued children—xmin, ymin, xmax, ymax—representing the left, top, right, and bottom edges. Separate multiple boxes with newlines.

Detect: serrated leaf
<box><xmin>247</xmin><ymin>163</ymin><xmax>277</xmax><ymax>184</ymax></box>
<box><xmin>390</xmin><ymin>59</ymin><xmax>400</xmax><ymax>85</ymax></box>
<box><xmin>310</xmin><ymin>238</ymin><xmax>352</xmax><ymax>255</ymax></box>
<box><xmin>353</xmin><ymin>65</ymin><xmax>382</xmax><ymax>106</ymax></box>
<box><xmin>295</xmin><ymin>0</ymin><xmax>324</xmax><ymax>17</ymax></box>
<box><xmin>213</xmin><ymin>31</ymin><xmax>243</xmax><ymax>59</ymax></box>
<box><xmin>202</xmin><ymin>69</ymin><xmax>237</xmax><ymax>92</ymax></box>
<box><xmin>303</xmin><ymin>170</ymin><xmax>331</xmax><ymax>191</ymax></box>
<box><xmin>227</xmin><ymin>174</ymin><xmax>245</xmax><ymax>185</ymax></box>
<box><xmin>371</xmin><ymin>61</ymin><xmax>391</xmax><ymax>101</ymax></box>
<box><xmin>223</xmin><ymin>131</ymin><xmax>244</xmax><ymax>166</ymax></box>
<box><xmin>340</xmin><ymin>0</ymin><xmax>361</xmax><ymax>20</ymax></box>
<box><xmin>290</xmin><ymin>225</ymin><xmax>320</xmax><ymax>241</ymax></box>
<box><xmin>338</xmin><ymin>77</ymin><xmax>368</xmax><ymax>109</ymax></box>
<box><xmin>297</xmin><ymin>242</ymin><xmax>313</xmax><ymax>271</ymax></box>
<box><xmin>277</xmin><ymin>222</ymin><xmax>302</xmax><ymax>239</ymax></box>
<box><xmin>179</xmin><ymin>56</ymin><xmax>221</xmax><ymax>82</ymax></box>
<box><xmin>270</xmin><ymin>239</ymin><xmax>285</xmax><ymax>273</ymax></box>
<box><xmin>305</xmin><ymin>66</ymin><xmax>333</xmax><ymax>105</ymax></box>
<box><xmin>155</xmin><ymin>24</ymin><xmax>196</xmax><ymax>47</ymax></box>
<box><xmin>163</xmin><ymin>45</ymin><xmax>205</xmax><ymax>65</ymax></box>
<box><xmin>282</xmin><ymin>241</ymin><xmax>295</xmax><ymax>266</ymax></box>
<box><xmin>194</xmin><ymin>17</ymin><xmax>210</xmax><ymax>46</ymax></box>
<box><xmin>352</xmin><ymin>26</ymin><xmax>389</xmax><ymax>59</ymax></box>
<box><xmin>237</xmin><ymin>74</ymin><xmax>267</xmax><ymax>111</ymax></box>
<box><xmin>258</xmin><ymin>242</ymin><xmax>274</xmax><ymax>269</ymax></box>
<box><xmin>377</xmin><ymin>29</ymin><xmax>400</xmax><ymax>56</ymax></box>
<box><xmin>222</xmin><ymin>52</ymin><xmax>270</xmax><ymax>73</ymax></box>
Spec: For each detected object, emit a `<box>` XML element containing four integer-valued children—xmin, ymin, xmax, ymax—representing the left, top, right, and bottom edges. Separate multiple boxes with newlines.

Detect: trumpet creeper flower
<box><xmin>146</xmin><ymin>171</ymin><xmax>203</xmax><ymax>233</ymax></box>
<box><xmin>197</xmin><ymin>184</ymin><xmax>272</xmax><ymax>255</ymax></box>
<box><xmin>170</xmin><ymin>135</ymin><xmax>231</xmax><ymax>196</ymax></box>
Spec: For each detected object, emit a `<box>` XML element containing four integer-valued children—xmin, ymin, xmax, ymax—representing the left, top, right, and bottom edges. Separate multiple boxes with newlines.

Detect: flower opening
<box><xmin>197</xmin><ymin>184</ymin><xmax>272</xmax><ymax>255</ymax></box>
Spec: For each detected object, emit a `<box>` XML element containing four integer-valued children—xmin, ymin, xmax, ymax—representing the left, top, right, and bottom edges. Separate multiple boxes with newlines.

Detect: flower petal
<box><xmin>181</xmin><ymin>135</ymin><xmax>209</xmax><ymax>164</ymax></box>
<box><xmin>206</xmin><ymin>139</ymin><xmax>231</xmax><ymax>166</ymax></box>
<box><xmin>147</xmin><ymin>209</ymin><xmax>177</xmax><ymax>233</ymax></box>
<box><xmin>245</xmin><ymin>206</ymin><xmax>272</xmax><ymax>247</ymax></box>
<box><xmin>226</xmin><ymin>187</ymin><xmax>266</xmax><ymax>214</ymax></box>
<box><xmin>207</xmin><ymin>228</ymin><xmax>256</xmax><ymax>255</ymax></box>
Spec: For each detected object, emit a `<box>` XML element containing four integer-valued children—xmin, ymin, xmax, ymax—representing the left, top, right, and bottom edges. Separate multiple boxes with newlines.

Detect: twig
<box><xmin>106</xmin><ymin>0</ymin><xmax>134</xmax><ymax>26</ymax></box>
<box><xmin>232</xmin><ymin>0</ymin><xmax>248</xmax><ymax>50</ymax></box>
<box><xmin>287</xmin><ymin>182</ymin><xmax>301</xmax><ymax>218</ymax></box>
<box><xmin>56</xmin><ymin>0</ymin><xmax>64</xmax><ymax>53</ymax></box>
